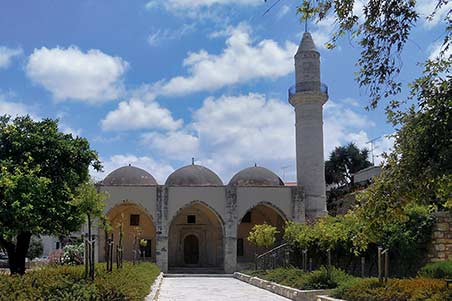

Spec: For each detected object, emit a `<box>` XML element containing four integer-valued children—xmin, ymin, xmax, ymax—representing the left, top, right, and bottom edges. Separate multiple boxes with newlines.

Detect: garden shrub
<box><xmin>299</xmin><ymin>266</ymin><xmax>354</xmax><ymax>290</ymax></box>
<box><xmin>243</xmin><ymin>266</ymin><xmax>355</xmax><ymax>290</ymax></box>
<box><xmin>61</xmin><ymin>243</ymin><xmax>84</xmax><ymax>265</ymax></box>
<box><xmin>0</xmin><ymin>262</ymin><xmax>160</xmax><ymax>301</ymax></box>
<box><xmin>418</xmin><ymin>260</ymin><xmax>452</xmax><ymax>279</ymax></box>
<box><xmin>333</xmin><ymin>277</ymin><xmax>451</xmax><ymax>301</ymax></box>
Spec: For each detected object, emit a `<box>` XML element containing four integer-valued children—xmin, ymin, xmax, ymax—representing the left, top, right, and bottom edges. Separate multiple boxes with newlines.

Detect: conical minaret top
<box><xmin>297</xmin><ymin>32</ymin><xmax>318</xmax><ymax>53</ymax></box>
<box><xmin>293</xmin><ymin>32</ymin><xmax>325</xmax><ymax>96</ymax></box>
<box><xmin>289</xmin><ymin>32</ymin><xmax>328</xmax><ymax>219</ymax></box>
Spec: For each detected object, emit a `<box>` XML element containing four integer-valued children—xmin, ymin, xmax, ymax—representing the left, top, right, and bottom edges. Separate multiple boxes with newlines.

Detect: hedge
<box><xmin>0</xmin><ymin>262</ymin><xmax>160</xmax><ymax>301</ymax></box>
<box><xmin>243</xmin><ymin>266</ymin><xmax>355</xmax><ymax>290</ymax></box>
<box><xmin>332</xmin><ymin>277</ymin><xmax>451</xmax><ymax>301</ymax></box>
<box><xmin>418</xmin><ymin>260</ymin><xmax>452</xmax><ymax>279</ymax></box>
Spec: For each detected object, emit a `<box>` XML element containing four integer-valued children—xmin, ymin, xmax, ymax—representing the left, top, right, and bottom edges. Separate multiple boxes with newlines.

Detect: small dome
<box><xmin>165</xmin><ymin>164</ymin><xmax>223</xmax><ymax>186</ymax></box>
<box><xmin>229</xmin><ymin>166</ymin><xmax>284</xmax><ymax>186</ymax></box>
<box><xmin>102</xmin><ymin>165</ymin><xmax>157</xmax><ymax>186</ymax></box>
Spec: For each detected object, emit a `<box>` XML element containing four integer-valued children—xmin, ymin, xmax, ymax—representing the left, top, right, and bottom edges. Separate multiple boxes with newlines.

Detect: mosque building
<box><xmin>97</xmin><ymin>31</ymin><xmax>328</xmax><ymax>273</ymax></box>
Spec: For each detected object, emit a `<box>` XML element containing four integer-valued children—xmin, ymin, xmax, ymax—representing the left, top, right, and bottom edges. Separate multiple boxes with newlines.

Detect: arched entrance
<box><xmin>105</xmin><ymin>203</ymin><xmax>156</xmax><ymax>262</ymax></box>
<box><xmin>237</xmin><ymin>203</ymin><xmax>286</xmax><ymax>263</ymax></box>
<box><xmin>168</xmin><ymin>202</ymin><xmax>224</xmax><ymax>269</ymax></box>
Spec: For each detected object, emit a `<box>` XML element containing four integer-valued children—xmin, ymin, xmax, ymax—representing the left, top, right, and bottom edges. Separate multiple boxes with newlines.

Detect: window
<box><xmin>130</xmin><ymin>214</ymin><xmax>140</xmax><ymax>226</ymax></box>
<box><xmin>241</xmin><ymin>212</ymin><xmax>251</xmax><ymax>223</ymax></box>
<box><xmin>237</xmin><ymin>238</ymin><xmax>244</xmax><ymax>256</ymax></box>
<box><xmin>144</xmin><ymin>239</ymin><xmax>152</xmax><ymax>257</ymax></box>
<box><xmin>56</xmin><ymin>242</ymin><xmax>60</xmax><ymax>250</ymax></box>
<box><xmin>187</xmin><ymin>215</ymin><xmax>196</xmax><ymax>224</ymax></box>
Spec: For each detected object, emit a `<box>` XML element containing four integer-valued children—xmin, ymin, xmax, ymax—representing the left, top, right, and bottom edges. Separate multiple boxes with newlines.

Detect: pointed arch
<box><xmin>236</xmin><ymin>201</ymin><xmax>287</xmax><ymax>264</ymax></box>
<box><xmin>103</xmin><ymin>201</ymin><xmax>156</xmax><ymax>262</ymax></box>
<box><xmin>168</xmin><ymin>201</ymin><xmax>224</xmax><ymax>269</ymax></box>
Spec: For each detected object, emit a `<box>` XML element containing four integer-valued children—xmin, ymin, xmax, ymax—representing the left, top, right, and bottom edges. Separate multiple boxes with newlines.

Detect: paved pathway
<box><xmin>156</xmin><ymin>276</ymin><xmax>291</xmax><ymax>301</ymax></box>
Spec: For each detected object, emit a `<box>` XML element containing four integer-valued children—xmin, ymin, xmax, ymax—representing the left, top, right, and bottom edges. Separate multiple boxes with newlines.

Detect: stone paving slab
<box><xmin>157</xmin><ymin>276</ymin><xmax>291</xmax><ymax>301</ymax></box>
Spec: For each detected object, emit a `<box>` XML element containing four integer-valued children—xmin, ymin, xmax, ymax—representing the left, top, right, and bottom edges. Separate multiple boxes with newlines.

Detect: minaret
<box><xmin>289</xmin><ymin>32</ymin><xmax>328</xmax><ymax>219</ymax></box>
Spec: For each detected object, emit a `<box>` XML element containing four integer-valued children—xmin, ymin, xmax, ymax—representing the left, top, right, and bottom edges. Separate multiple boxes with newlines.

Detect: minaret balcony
<box><xmin>288</xmin><ymin>82</ymin><xmax>328</xmax><ymax>100</ymax></box>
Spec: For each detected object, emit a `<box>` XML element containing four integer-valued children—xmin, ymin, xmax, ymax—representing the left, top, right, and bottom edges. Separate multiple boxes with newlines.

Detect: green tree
<box><xmin>73</xmin><ymin>179</ymin><xmax>108</xmax><ymax>241</ymax></box>
<box><xmin>248</xmin><ymin>223</ymin><xmax>279</xmax><ymax>249</ymax></box>
<box><xmin>325</xmin><ymin>143</ymin><xmax>372</xmax><ymax>186</ymax></box>
<box><xmin>0</xmin><ymin>115</ymin><xmax>101</xmax><ymax>274</ymax></box>
<box><xmin>73</xmin><ymin>179</ymin><xmax>107</xmax><ymax>279</ymax></box>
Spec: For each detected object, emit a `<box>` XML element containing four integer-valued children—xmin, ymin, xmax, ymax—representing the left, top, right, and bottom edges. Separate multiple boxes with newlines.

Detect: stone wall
<box><xmin>427</xmin><ymin>211</ymin><xmax>452</xmax><ymax>262</ymax></box>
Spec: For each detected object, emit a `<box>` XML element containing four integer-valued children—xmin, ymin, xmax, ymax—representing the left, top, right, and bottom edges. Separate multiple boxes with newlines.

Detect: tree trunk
<box><xmin>3</xmin><ymin>232</ymin><xmax>32</xmax><ymax>275</ymax></box>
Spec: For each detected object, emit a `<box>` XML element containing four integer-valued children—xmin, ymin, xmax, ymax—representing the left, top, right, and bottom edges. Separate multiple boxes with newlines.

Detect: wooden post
<box><xmin>378</xmin><ymin>247</ymin><xmax>382</xmax><ymax>283</ymax></box>
<box><xmin>361</xmin><ymin>257</ymin><xmax>365</xmax><ymax>278</ymax></box>
<box><xmin>91</xmin><ymin>235</ymin><xmax>95</xmax><ymax>281</ymax></box>
<box><xmin>84</xmin><ymin>234</ymin><xmax>88</xmax><ymax>279</ymax></box>
<box><xmin>384</xmin><ymin>249</ymin><xmax>389</xmax><ymax>282</ymax></box>
<box><xmin>327</xmin><ymin>249</ymin><xmax>331</xmax><ymax>269</ymax></box>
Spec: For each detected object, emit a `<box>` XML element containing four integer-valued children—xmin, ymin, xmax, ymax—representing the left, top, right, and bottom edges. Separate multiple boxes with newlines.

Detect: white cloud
<box><xmin>323</xmin><ymin>99</ymin><xmax>375</xmax><ymax>161</ymax></box>
<box><xmin>0</xmin><ymin>92</ymin><xmax>39</xmax><ymax>118</ymax></box>
<box><xmin>277</xmin><ymin>4</ymin><xmax>290</xmax><ymax>19</ymax></box>
<box><xmin>191</xmin><ymin>93</ymin><xmax>296</xmax><ymax>181</ymax></box>
<box><xmin>0</xmin><ymin>100</ymin><xmax>30</xmax><ymax>117</ymax></box>
<box><xmin>101</xmin><ymin>98</ymin><xmax>183</xmax><ymax>131</ymax></box>
<box><xmin>26</xmin><ymin>46</ymin><xmax>128</xmax><ymax>103</ymax></box>
<box><xmin>417</xmin><ymin>0</ymin><xmax>452</xmax><ymax>28</ymax></box>
<box><xmin>150</xmin><ymin>23</ymin><xmax>297</xmax><ymax>96</ymax></box>
<box><xmin>310</xmin><ymin>15</ymin><xmax>337</xmax><ymax>50</ymax></box>
<box><xmin>94</xmin><ymin>154</ymin><xmax>175</xmax><ymax>184</ymax></box>
<box><xmin>0</xmin><ymin>46</ymin><xmax>22</xmax><ymax>69</ymax></box>
<box><xmin>147</xmin><ymin>24</ymin><xmax>196</xmax><ymax>47</ymax></box>
<box><xmin>142</xmin><ymin>131</ymin><xmax>199</xmax><ymax>159</ymax></box>
<box><xmin>428</xmin><ymin>41</ymin><xmax>452</xmax><ymax>60</ymax></box>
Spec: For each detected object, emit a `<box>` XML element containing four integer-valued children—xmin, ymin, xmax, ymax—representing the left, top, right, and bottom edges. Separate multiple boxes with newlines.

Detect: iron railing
<box><xmin>288</xmin><ymin>82</ymin><xmax>328</xmax><ymax>99</ymax></box>
<box><xmin>255</xmin><ymin>243</ymin><xmax>291</xmax><ymax>270</ymax></box>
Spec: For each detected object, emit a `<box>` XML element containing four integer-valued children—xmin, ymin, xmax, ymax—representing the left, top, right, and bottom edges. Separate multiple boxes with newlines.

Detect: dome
<box><xmin>165</xmin><ymin>164</ymin><xmax>223</xmax><ymax>186</ymax></box>
<box><xmin>229</xmin><ymin>166</ymin><xmax>284</xmax><ymax>186</ymax></box>
<box><xmin>102</xmin><ymin>165</ymin><xmax>158</xmax><ymax>186</ymax></box>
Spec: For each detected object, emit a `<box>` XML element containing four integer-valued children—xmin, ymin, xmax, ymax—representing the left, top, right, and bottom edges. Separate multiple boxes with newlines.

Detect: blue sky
<box><xmin>0</xmin><ymin>0</ymin><xmax>449</xmax><ymax>183</ymax></box>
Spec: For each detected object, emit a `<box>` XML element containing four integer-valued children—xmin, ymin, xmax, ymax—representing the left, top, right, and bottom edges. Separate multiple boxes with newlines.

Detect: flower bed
<box><xmin>0</xmin><ymin>262</ymin><xmax>160</xmax><ymax>301</ymax></box>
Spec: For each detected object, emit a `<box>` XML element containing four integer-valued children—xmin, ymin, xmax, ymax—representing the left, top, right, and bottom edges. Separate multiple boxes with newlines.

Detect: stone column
<box><xmin>155</xmin><ymin>186</ymin><xmax>168</xmax><ymax>272</ymax></box>
<box><xmin>224</xmin><ymin>186</ymin><xmax>238</xmax><ymax>273</ymax></box>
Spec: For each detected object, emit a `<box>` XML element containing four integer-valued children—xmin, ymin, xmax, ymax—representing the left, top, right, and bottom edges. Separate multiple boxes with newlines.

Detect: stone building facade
<box><xmin>96</xmin><ymin>31</ymin><xmax>328</xmax><ymax>273</ymax></box>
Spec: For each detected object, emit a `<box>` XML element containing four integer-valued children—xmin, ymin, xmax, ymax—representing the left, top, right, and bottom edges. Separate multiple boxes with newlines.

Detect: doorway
<box><xmin>184</xmin><ymin>235</ymin><xmax>199</xmax><ymax>264</ymax></box>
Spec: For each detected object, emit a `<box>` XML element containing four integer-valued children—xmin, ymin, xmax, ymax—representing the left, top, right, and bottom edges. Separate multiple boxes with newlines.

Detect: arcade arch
<box><xmin>106</xmin><ymin>202</ymin><xmax>156</xmax><ymax>262</ymax></box>
<box><xmin>237</xmin><ymin>203</ymin><xmax>286</xmax><ymax>262</ymax></box>
<box><xmin>168</xmin><ymin>202</ymin><xmax>224</xmax><ymax>268</ymax></box>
